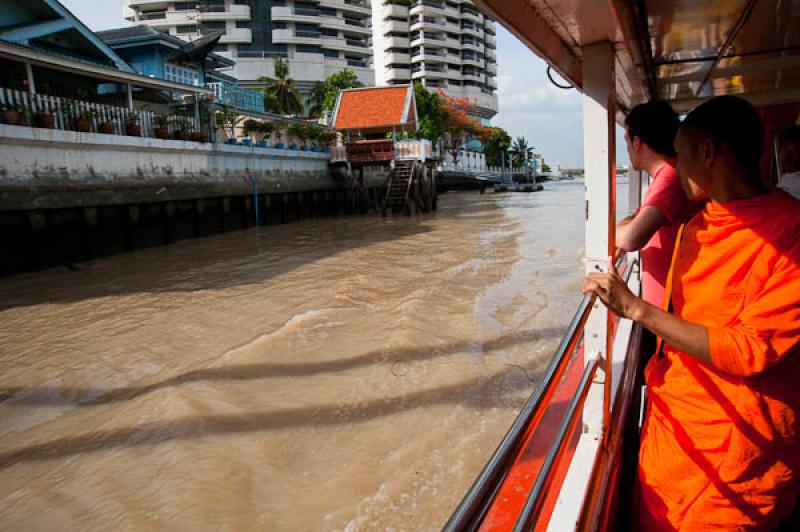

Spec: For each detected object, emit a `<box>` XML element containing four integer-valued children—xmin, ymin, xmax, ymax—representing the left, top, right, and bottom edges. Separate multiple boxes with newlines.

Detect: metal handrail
<box><xmin>513</xmin><ymin>352</ymin><xmax>602</xmax><ymax>531</ymax></box>
<box><xmin>443</xmin><ymin>291</ymin><xmax>597</xmax><ymax>530</ymax></box>
<box><xmin>444</xmin><ymin>253</ymin><xmax>631</xmax><ymax>531</ymax></box>
<box><xmin>514</xmin><ymin>255</ymin><xmax>639</xmax><ymax>531</ymax></box>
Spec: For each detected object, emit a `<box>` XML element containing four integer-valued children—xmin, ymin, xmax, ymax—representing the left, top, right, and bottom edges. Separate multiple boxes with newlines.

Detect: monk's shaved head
<box><xmin>679</xmin><ymin>96</ymin><xmax>764</xmax><ymax>178</ymax></box>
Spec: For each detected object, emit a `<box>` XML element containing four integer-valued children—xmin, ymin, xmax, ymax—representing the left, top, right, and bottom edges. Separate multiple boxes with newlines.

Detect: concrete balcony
<box><xmin>271</xmin><ymin>6</ymin><xmax>320</xmax><ymax>24</ymax></box>
<box><xmin>485</xmin><ymin>49</ymin><xmax>497</xmax><ymax>61</ymax></box>
<box><xmin>460</xmin><ymin>55</ymin><xmax>484</xmax><ymax>68</ymax></box>
<box><xmin>384</xmin><ymin>3</ymin><xmax>410</xmax><ymax>18</ymax></box>
<box><xmin>383</xmin><ymin>19</ymin><xmax>409</xmax><ymax>33</ymax></box>
<box><xmin>486</xmin><ymin>62</ymin><xmax>497</xmax><ymax>75</ymax></box>
<box><xmin>460</xmin><ymin>25</ymin><xmax>483</xmax><ymax>38</ymax></box>
<box><xmin>198</xmin><ymin>4</ymin><xmax>251</xmax><ymax>22</ymax></box>
<box><xmin>410</xmin><ymin>3</ymin><xmax>446</xmax><ymax>17</ymax></box>
<box><xmin>388</xmin><ymin>52</ymin><xmax>410</xmax><ymax>63</ymax></box>
<box><xmin>460</xmin><ymin>9</ymin><xmax>481</xmax><ymax>23</ymax></box>
<box><xmin>319</xmin><ymin>0</ymin><xmax>372</xmax><ymax>17</ymax></box>
<box><xmin>272</xmin><ymin>28</ymin><xmax>321</xmax><ymax>45</ymax></box>
<box><xmin>128</xmin><ymin>0</ymin><xmax>170</xmax><ymax>8</ymax></box>
<box><xmin>445</xmin><ymin>35</ymin><xmax>461</xmax><ymax>48</ymax></box>
<box><xmin>460</xmin><ymin>40</ymin><xmax>482</xmax><ymax>52</ymax></box>
<box><xmin>384</xmin><ymin>35</ymin><xmax>410</xmax><ymax>48</ymax></box>
<box><xmin>461</xmin><ymin>70</ymin><xmax>485</xmax><ymax>82</ymax></box>
<box><xmin>386</xmin><ymin>67</ymin><xmax>411</xmax><ymax>81</ymax></box>
<box><xmin>485</xmin><ymin>33</ymin><xmax>497</xmax><ymax>48</ymax></box>
<box><xmin>220</xmin><ymin>28</ymin><xmax>252</xmax><ymax>44</ymax></box>
<box><xmin>319</xmin><ymin>15</ymin><xmax>372</xmax><ymax>36</ymax></box>
<box><xmin>320</xmin><ymin>35</ymin><xmax>372</xmax><ymax>56</ymax></box>
<box><xmin>410</xmin><ymin>50</ymin><xmax>447</xmax><ymax>63</ymax></box>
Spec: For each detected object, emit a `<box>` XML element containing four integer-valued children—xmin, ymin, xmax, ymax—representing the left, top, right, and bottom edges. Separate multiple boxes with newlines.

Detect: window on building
<box><xmin>319</xmin><ymin>7</ymin><xmax>337</xmax><ymax>16</ymax></box>
<box><xmin>174</xmin><ymin>2</ymin><xmax>197</xmax><ymax>10</ymax></box>
<box><xmin>323</xmin><ymin>49</ymin><xmax>339</xmax><ymax>58</ymax></box>
<box><xmin>296</xmin><ymin>45</ymin><xmax>322</xmax><ymax>54</ymax></box>
<box><xmin>165</xmin><ymin>63</ymin><xmax>200</xmax><ymax>86</ymax></box>
<box><xmin>214</xmin><ymin>44</ymin><xmax>229</xmax><ymax>52</ymax></box>
<box><xmin>176</xmin><ymin>24</ymin><xmax>197</xmax><ymax>34</ymax></box>
<box><xmin>201</xmin><ymin>21</ymin><xmax>227</xmax><ymax>31</ymax></box>
<box><xmin>320</xmin><ymin>28</ymin><xmax>338</xmax><ymax>37</ymax></box>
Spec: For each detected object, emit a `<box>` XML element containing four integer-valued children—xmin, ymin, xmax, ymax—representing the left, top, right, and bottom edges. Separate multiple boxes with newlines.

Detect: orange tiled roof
<box><xmin>333</xmin><ymin>86</ymin><xmax>412</xmax><ymax>130</ymax></box>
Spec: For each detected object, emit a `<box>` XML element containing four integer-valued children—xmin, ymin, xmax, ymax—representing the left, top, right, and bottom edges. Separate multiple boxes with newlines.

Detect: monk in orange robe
<box><xmin>584</xmin><ymin>95</ymin><xmax>800</xmax><ymax>529</ymax></box>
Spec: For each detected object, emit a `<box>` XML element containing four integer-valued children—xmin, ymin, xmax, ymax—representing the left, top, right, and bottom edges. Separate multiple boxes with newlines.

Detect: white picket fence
<box><xmin>0</xmin><ymin>87</ymin><xmax>197</xmax><ymax>138</ymax></box>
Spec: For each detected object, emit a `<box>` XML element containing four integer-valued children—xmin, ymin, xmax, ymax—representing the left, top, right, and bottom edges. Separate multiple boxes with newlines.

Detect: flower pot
<box><xmin>242</xmin><ymin>138</ymin><xmax>252</xmax><ymax>147</ymax></box>
<box><xmin>174</xmin><ymin>130</ymin><xmax>188</xmax><ymax>141</ymax></box>
<box><xmin>300</xmin><ymin>144</ymin><xmax>309</xmax><ymax>151</ymax></box>
<box><xmin>258</xmin><ymin>140</ymin><xmax>269</xmax><ymax>148</ymax></box>
<box><xmin>289</xmin><ymin>143</ymin><xmax>298</xmax><ymax>150</ymax></box>
<box><xmin>2</xmin><ymin>110</ymin><xmax>24</xmax><ymax>125</ymax></box>
<box><xmin>126</xmin><ymin>124</ymin><xmax>141</xmax><ymax>137</ymax></box>
<box><xmin>189</xmin><ymin>132</ymin><xmax>206</xmax><ymax>143</ymax></box>
<box><xmin>154</xmin><ymin>127</ymin><xmax>170</xmax><ymax>140</ymax></box>
<box><xmin>73</xmin><ymin>118</ymin><xmax>92</xmax><ymax>132</ymax></box>
<box><xmin>275</xmin><ymin>143</ymin><xmax>285</xmax><ymax>149</ymax></box>
<box><xmin>98</xmin><ymin>121</ymin><xmax>116</xmax><ymax>134</ymax></box>
<box><xmin>34</xmin><ymin>113</ymin><xmax>55</xmax><ymax>129</ymax></box>
<box><xmin>226</xmin><ymin>138</ymin><xmax>239</xmax><ymax>145</ymax></box>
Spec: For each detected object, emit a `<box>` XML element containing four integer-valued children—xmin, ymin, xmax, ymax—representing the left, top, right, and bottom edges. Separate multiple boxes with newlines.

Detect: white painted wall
<box><xmin>0</xmin><ymin>125</ymin><xmax>332</xmax><ymax>209</ymax></box>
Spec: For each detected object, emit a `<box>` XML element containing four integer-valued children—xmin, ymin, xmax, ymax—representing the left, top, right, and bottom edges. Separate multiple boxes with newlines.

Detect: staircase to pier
<box><xmin>383</xmin><ymin>160</ymin><xmax>415</xmax><ymax>215</ymax></box>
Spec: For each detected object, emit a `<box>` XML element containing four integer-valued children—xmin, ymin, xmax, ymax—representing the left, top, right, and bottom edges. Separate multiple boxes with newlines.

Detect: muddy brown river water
<box><xmin>0</xmin><ymin>181</ymin><xmax>591</xmax><ymax>531</ymax></box>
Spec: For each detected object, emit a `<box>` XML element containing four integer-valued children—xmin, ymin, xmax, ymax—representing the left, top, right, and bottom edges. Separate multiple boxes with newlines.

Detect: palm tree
<box><xmin>306</xmin><ymin>81</ymin><xmax>326</xmax><ymax>118</ymax></box>
<box><xmin>510</xmin><ymin>136</ymin><xmax>534</xmax><ymax>167</ymax></box>
<box><xmin>258</xmin><ymin>57</ymin><xmax>304</xmax><ymax>116</ymax></box>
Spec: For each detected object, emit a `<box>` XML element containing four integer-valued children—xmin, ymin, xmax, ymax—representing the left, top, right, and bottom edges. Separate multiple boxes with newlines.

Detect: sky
<box><xmin>60</xmin><ymin>0</ymin><xmax>629</xmax><ymax>168</ymax></box>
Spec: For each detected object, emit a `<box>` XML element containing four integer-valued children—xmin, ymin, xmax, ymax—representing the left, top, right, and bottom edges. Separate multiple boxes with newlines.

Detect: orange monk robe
<box><xmin>638</xmin><ymin>191</ymin><xmax>800</xmax><ymax>530</ymax></box>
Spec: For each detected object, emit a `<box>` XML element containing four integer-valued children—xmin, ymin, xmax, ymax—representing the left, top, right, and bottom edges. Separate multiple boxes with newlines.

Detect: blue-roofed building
<box><xmin>99</xmin><ymin>25</ymin><xmax>265</xmax><ymax>113</ymax></box>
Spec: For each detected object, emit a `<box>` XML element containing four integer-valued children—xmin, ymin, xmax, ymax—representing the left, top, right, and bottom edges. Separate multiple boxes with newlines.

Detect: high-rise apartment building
<box><xmin>125</xmin><ymin>0</ymin><xmax>375</xmax><ymax>94</ymax></box>
<box><xmin>370</xmin><ymin>0</ymin><xmax>498</xmax><ymax>121</ymax></box>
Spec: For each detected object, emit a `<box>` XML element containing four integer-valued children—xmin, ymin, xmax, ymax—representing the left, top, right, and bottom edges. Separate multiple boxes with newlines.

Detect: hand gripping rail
<box><xmin>444</xmin><ymin>254</ymin><xmax>634</xmax><ymax>531</ymax></box>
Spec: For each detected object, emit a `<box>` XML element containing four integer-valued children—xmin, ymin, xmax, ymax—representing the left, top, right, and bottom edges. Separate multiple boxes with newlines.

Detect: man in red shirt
<box><xmin>617</xmin><ymin>101</ymin><xmax>697</xmax><ymax>307</ymax></box>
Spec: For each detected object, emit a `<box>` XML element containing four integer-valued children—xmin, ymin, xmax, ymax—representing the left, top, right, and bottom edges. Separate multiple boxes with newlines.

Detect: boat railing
<box><xmin>445</xmin><ymin>252</ymin><xmax>638</xmax><ymax>530</ymax></box>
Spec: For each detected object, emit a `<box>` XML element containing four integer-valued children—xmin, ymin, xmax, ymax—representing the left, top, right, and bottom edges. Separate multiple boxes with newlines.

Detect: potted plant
<box><xmin>34</xmin><ymin>108</ymin><xmax>55</xmax><ymax>129</ymax></box>
<box><xmin>2</xmin><ymin>103</ymin><xmax>26</xmax><ymax>126</ymax></box>
<box><xmin>272</xmin><ymin>120</ymin><xmax>287</xmax><ymax>149</ymax></box>
<box><xmin>307</xmin><ymin>125</ymin><xmax>323</xmax><ymax>151</ymax></box>
<box><xmin>125</xmin><ymin>111</ymin><xmax>141</xmax><ymax>137</ymax></box>
<box><xmin>153</xmin><ymin>114</ymin><xmax>170</xmax><ymax>139</ymax></box>
<box><xmin>189</xmin><ymin>129</ymin><xmax>207</xmax><ymax>143</ymax></box>
<box><xmin>257</xmin><ymin>121</ymin><xmax>274</xmax><ymax>148</ymax></box>
<box><xmin>215</xmin><ymin>105</ymin><xmax>243</xmax><ymax>144</ymax></box>
<box><xmin>98</xmin><ymin>118</ymin><xmax>117</xmax><ymax>135</ymax></box>
<box><xmin>289</xmin><ymin>122</ymin><xmax>310</xmax><ymax>151</ymax></box>
<box><xmin>71</xmin><ymin>107</ymin><xmax>95</xmax><ymax>133</ymax></box>
<box><xmin>172</xmin><ymin>116</ymin><xmax>190</xmax><ymax>140</ymax></box>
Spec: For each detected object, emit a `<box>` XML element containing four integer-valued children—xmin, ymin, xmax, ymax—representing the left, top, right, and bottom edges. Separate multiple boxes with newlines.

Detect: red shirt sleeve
<box><xmin>642</xmin><ymin>165</ymin><xmax>692</xmax><ymax>224</ymax></box>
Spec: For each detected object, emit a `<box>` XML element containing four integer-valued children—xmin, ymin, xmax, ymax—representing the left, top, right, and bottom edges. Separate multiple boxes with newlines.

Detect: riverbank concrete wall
<box><xmin>0</xmin><ymin>125</ymin><xmax>388</xmax><ymax>276</ymax></box>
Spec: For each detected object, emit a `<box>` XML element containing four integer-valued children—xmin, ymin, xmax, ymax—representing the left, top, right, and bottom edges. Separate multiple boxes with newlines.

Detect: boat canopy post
<box><xmin>582</xmin><ymin>41</ymin><xmax>616</xmax><ymax>443</ymax></box>
<box><xmin>629</xmin><ymin>170</ymin><xmax>644</xmax><ymax>214</ymax></box>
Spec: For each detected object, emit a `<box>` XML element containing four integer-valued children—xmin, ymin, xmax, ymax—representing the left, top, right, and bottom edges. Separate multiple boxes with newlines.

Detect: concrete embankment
<box><xmin>0</xmin><ymin>125</ymin><xmax>389</xmax><ymax>276</ymax></box>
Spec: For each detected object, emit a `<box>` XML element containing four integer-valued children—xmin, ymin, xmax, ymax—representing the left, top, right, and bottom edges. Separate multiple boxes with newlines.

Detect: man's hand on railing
<box><xmin>582</xmin><ymin>257</ymin><xmax>642</xmax><ymax>320</ymax></box>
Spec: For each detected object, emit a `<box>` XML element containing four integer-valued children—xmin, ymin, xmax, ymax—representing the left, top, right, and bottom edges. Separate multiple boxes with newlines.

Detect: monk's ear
<box><xmin>700</xmin><ymin>138</ymin><xmax>716</xmax><ymax>168</ymax></box>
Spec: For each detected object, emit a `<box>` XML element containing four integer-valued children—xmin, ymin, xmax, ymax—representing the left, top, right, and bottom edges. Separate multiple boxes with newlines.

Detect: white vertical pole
<box><xmin>126</xmin><ymin>84</ymin><xmax>134</xmax><ymax>111</ymax></box>
<box><xmin>582</xmin><ymin>41</ymin><xmax>616</xmax><ymax>443</ymax></box>
<box><xmin>25</xmin><ymin>63</ymin><xmax>36</xmax><ymax>94</ymax></box>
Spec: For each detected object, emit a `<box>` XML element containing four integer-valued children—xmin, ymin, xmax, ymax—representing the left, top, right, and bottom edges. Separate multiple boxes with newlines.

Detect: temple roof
<box><xmin>332</xmin><ymin>85</ymin><xmax>417</xmax><ymax>133</ymax></box>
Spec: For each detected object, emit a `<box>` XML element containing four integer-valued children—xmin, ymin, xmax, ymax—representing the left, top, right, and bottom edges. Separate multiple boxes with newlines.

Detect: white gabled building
<box><xmin>125</xmin><ymin>0</ymin><xmax>375</xmax><ymax>95</ymax></box>
<box><xmin>370</xmin><ymin>0</ymin><xmax>498</xmax><ymax>121</ymax></box>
